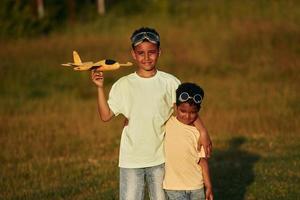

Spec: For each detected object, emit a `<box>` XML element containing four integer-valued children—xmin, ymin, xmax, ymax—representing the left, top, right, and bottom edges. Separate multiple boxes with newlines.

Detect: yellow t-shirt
<box><xmin>108</xmin><ymin>71</ymin><xmax>180</xmax><ymax>168</ymax></box>
<box><xmin>163</xmin><ymin>116</ymin><xmax>206</xmax><ymax>190</ymax></box>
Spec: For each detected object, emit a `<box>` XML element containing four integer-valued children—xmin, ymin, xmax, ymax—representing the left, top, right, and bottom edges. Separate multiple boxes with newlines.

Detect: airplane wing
<box><xmin>91</xmin><ymin>59</ymin><xmax>119</xmax><ymax>71</ymax></box>
<box><xmin>92</xmin><ymin>60</ymin><xmax>106</xmax><ymax>67</ymax></box>
<box><xmin>89</xmin><ymin>60</ymin><xmax>133</xmax><ymax>71</ymax></box>
<box><xmin>62</xmin><ymin>61</ymin><xmax>93</xmax><ymax>67</ymax></box>
<box><xmin>73</xmin><ymin>62</ymin><xmax>95</xmax><ymax>71</ymax></box>
<box><xmin>119</xmin><ymin>62</ymin><xmax>133</xmax><ymax>67</ymax></box>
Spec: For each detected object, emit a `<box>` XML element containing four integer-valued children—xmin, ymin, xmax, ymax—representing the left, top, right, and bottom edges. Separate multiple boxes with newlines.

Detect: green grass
<box><xmin>1</xmin><ymin>1</ymin><xmax>300</xmax><ymax>199</ymax></box>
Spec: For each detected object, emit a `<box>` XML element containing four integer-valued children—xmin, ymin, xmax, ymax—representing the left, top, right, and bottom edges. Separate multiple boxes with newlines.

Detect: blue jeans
<box><xmin>120</xmin><ymin>163</ymin><xmax>166</xmax><ymax>200</ymax></box>
<box><xmin>165</xmin><ymin>188</ymin><xmax>205</xmax><ymax>200</ymax></box>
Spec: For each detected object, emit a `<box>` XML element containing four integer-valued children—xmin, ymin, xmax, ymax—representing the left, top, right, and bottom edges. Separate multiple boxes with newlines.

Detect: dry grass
<box><xmin>1</xmin><ymin>2</ymin><xmax>300</xmax><ymax>199</ymax></box>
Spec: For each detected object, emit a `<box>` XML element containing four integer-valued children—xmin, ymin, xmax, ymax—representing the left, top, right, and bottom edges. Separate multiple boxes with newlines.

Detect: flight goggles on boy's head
<box><xmin>131</xmin><ymin>31</ymin><xmax>160</xmax><ymax>47</ymax></box>
<box><xmin>178</xmin><ymin>92</ymin><xmax>203</xmax><ymax>104</ymax></box>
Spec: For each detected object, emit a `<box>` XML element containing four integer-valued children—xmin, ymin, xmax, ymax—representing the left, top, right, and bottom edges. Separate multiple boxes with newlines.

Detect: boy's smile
<box><xmin>131</xmin><ymin>41</ymin><xmax>160</xmax><ymax>77</ymax></box>
<box><xmin>176</xmin><ymin>103</ymin><xmax>198</xmax><ymax>125</ymax></box>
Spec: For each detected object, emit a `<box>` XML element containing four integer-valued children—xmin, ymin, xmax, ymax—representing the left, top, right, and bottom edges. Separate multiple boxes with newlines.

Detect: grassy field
<box><xmin>1</xmin><ymin>1</ymin><xmax>300</xmax><ymax>199</ymax></box>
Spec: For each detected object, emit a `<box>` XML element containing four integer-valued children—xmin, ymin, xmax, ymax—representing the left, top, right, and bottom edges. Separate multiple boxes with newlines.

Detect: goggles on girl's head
<box><xmin>131</xmin><ymin>32</ymin><xmax>160</xmax><ymax>47</ymax></box>
<box><xmin>178</xmin><ymin>92</ymin><xmax>203</xmax><ymax>104</ymax></box>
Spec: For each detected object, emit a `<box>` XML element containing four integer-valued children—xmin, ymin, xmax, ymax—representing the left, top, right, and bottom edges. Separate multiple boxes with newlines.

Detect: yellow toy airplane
<box><xmin>62</xmin><ymin>51</ymin><xmax>133</xmax><ymax>71</ymax></box>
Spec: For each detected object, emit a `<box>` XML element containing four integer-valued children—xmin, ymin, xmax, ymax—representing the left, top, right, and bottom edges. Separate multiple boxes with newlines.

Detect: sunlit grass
<box><xmin>1</xmin><ymin>2</ymin><xmax>300</xmax><ymax>199</ymax></box>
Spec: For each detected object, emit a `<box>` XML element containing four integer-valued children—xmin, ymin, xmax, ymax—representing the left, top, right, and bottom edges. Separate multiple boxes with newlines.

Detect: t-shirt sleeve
<box><xmin>107</xmin><ymin>81</ymin><xmax>123</xmax><ymax>116</ymax></box>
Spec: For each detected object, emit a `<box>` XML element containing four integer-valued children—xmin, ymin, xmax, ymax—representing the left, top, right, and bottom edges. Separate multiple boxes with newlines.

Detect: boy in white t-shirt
<box><xmin>164</xmin><ymin>83</ymin><xmax>213</xmax><ymax>200</ymax></box>
<box><xmin>91</xmin><ymin>27</ymin><xmax>212</xmax><ymax>200</ymax></box>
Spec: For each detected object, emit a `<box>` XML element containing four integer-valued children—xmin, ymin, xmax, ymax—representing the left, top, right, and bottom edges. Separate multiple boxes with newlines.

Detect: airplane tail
<box><xmin>73</xmin><ymin>51</ymin><xmax>82</xmax><ymax>64</ymax></box>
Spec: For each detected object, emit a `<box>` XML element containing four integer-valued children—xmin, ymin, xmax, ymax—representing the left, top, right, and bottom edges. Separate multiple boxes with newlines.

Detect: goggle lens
<box><xmin>193</xmin><ymin>94</ymin><xmax>202</xmax><ymax>103</ymax></box>
<box><xmin>179</xmin><ymin>92</ymin><xmax>202</xmax><ymax>104</ymax></box>
<box><xmin>131</xmin><ymin>32</ymin><xmax>160</xmax><ymax>46</ymax></box>
<box><xmin>180</xmin><ymin>92</ymin><xmax>190</xmax><ymax>101</ymax></box>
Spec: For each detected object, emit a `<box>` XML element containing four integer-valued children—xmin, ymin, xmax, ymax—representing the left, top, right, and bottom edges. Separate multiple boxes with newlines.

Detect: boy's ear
<box><xmin>131</xmin><ymin>49</ymin><xmax>137</xmax><ymax>60</ymax></box>
<box><xmin>158</xmin><ymin>48</ymin><xmax>161</xmax><ymax>57</ymax></box>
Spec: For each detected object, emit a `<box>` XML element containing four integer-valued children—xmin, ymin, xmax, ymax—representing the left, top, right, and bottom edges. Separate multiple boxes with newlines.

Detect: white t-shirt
<box><xmin>108</xmin><ymin>71</ymin><xmax>180</xmax><ymax>168</ymax></box>
<box><xmin>163</xmin><ymin>116</ymin><xmax>206</xmax><ymax>190</ymax></box>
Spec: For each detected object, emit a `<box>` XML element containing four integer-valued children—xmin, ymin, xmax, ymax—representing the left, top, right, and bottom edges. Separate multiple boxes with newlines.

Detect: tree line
<box><xmin>3</xmin><ymin>0</ymin><xmax>273</xmax><ymax>38</ymax></box>
<box><xmin>0</xmin><ymin>0</ymin><xmax>159</xmax><ymax>37</ymax></box>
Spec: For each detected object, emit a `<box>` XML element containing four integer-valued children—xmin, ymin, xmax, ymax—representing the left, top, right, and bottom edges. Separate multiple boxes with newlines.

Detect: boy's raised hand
<box><xmin>91</xmin><ymin>70</ymin><xmax>104</xmax><ymax>88</ymax></box>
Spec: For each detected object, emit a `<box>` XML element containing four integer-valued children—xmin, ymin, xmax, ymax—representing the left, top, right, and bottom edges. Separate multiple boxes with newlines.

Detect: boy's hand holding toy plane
<box><xmin>62</xmin><ymin>51</ymin><xmax>133</xmax><ymax>71</ymax></box>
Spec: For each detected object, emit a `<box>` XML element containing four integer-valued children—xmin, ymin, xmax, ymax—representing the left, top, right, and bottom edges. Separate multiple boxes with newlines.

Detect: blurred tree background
<box><xmin>0</xmin><ymin>0</ymin><xmax>165</xmax><ymax>37</ymax></box>
<box><xmin>2</xmin><ymin>0</ymin><xmax>297</xmax><ymax>38</ymax></box>
<box><xmin>0</xmin><ymin>0</ymin><xmax>107</xmax><ymax>37</ymax></box>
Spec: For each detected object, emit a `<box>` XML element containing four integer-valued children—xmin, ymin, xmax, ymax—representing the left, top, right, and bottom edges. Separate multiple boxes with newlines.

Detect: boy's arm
<box><xmin>91</xmin><ymin>71</ymin><xmax>114</xmax><ymax>122</ymax></box>
<box><xmin>194</xmin><ymin>117</ymin><xmax>212</xmax><ymax>157</ymax></box>
<box><xmin>199</xmin><ymin>158</ymin><xmax>213</xmax><ymax>200</ymax></box>
<box><xmin>97</xmin><ymin>87</ymin><xmax>114</xmax><ymax>121</ymax></box>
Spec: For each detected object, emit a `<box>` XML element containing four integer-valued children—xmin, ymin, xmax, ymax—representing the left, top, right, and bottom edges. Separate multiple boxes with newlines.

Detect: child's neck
<box><xmin>136</xmin><ymin>69</ymin><xmax>157</xmax><ymax>78</ymax></box>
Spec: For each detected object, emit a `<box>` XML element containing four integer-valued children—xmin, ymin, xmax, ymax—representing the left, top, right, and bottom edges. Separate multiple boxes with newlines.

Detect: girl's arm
<box><xmin>194</xmin><ymin>117</ymin><xmax>212</xmax><ymax>157</ymax></box>
<box><xmin>199</xmin><ymin>158</ymin><xmax>213</xmax><ymax>200</ymax></box>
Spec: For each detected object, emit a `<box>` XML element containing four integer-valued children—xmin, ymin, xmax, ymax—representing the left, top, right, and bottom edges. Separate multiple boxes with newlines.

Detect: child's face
<box><xmin>131</xmin><ymin>41</ymin><xmax>160</xmax><ymax>73</ymax></box>
<box><xmin>176</xmin><ymin>102</ymin><xmax>198</xmax><ymax>125</ymax></box>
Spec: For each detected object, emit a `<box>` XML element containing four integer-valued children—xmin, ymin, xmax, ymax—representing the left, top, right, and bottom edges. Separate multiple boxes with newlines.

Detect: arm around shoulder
<box><xmin>193</xmin><ymin>117</ymin><xmax>212</xmax><ymax>157</ymax></box>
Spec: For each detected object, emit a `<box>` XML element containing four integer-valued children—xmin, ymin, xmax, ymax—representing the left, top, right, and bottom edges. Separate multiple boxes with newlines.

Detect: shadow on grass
<box><xmin>210</xmin><ymin>136</ymin><xmax>260</xmax><ymax>200</ymax></box>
